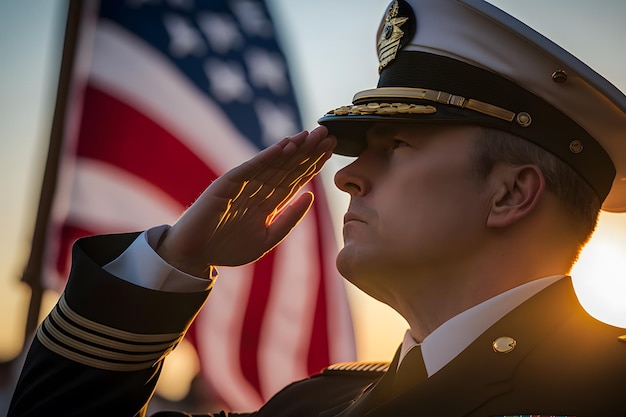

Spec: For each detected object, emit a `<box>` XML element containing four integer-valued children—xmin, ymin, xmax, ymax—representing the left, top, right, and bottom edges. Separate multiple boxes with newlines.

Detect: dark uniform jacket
<box><xmin>8</xmin><ymin>233</ymin><xmax>626</xmax><ymax>417</ymax></box>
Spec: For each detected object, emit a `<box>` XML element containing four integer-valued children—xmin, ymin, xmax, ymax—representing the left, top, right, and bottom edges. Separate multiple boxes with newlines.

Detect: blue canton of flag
<box><xmin>99</xmin><ymin>0</ymin><xmax>301</xmax><ymax>149</ymax></box>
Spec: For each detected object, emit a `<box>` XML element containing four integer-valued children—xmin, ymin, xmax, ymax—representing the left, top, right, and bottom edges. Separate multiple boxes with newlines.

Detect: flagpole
<box><xmin>20</xmin><ymin>0</ymin><xmax>83</xmax><ymax>349</ymax></box>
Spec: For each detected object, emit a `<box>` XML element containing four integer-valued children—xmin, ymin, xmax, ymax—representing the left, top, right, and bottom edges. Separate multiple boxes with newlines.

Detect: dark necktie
<box><xmin>392</xmin><ymin>345</ymin><xmax>428</xmax><ymax>395</ymax></box>
<box><xmin>332</xmin><ymin>345</ymin><xmax>428</xmax><ymax>417</ymax></box>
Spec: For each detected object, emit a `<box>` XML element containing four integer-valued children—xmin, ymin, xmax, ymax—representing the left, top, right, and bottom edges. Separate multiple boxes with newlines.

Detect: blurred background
<box><xmin>1</xmin><ymin>0</ymin><xmax>625</xmax><ymax>413</ymax></box>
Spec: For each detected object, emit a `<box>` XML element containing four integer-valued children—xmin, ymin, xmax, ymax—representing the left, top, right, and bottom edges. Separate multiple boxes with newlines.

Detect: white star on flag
<box><xmin>232</xmin><ymin>0</ymin><xmax>273</xmax><ymax>37</ymax></box>
<box><xmin>255</xmin><ymin>99</ymin><xmax>299</xmax><ymax>145</ymax></box>
<box><xmin>163</xmin><ymin>13</ymin><xmax>206</xmax><ymax>57</ymax></box>
<box><xmin>198</xmin><ymin>13</ymin><xmax>243</xmax><ymax>54</ymax></box>
<box><xmin>205</xmin><ymin>58</ymin><xmax>253</xmax><ymax>102</ymax></box>
<box><xmin>245</xmin><ymin>48</ymin><xmax>288</xmax><ymax>94</ymax></box>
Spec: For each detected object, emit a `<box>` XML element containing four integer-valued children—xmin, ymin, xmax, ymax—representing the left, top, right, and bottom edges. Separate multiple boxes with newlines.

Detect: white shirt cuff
<box><xmin>103</xmin><ymin>225</ymin><xmax>214</xmax><ymax>293</ymax></box>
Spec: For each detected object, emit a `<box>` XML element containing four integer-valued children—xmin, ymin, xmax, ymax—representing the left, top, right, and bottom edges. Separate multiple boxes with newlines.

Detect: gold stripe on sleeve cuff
<box><xmin>36</xmin><ymin>295</ymin><xmax>185</xmax><ymax>372</ymax></box>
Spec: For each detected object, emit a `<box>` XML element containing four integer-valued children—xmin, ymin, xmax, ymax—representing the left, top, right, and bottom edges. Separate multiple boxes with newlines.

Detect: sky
<box><xmin>1</xmin><ymin>0</ymin><xmax>626</xmax><ymax>370</ymax></box>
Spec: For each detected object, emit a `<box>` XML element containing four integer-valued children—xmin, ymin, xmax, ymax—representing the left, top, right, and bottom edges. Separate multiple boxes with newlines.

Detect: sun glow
<box><xmin>571</xmin><ymin>212</ymin><xmax>626</xmax><ymax>328</ymax></box>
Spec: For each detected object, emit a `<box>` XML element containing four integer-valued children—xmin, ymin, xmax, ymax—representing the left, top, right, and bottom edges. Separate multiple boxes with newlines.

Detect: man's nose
<box><xmin>334</xmin><ymin>156</ymin><xmax>371</xmax><ymax>197</ymax></box>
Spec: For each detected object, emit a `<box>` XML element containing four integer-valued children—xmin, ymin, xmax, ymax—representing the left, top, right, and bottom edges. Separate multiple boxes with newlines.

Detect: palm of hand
<box><xmin>157</xmin><ymin>127</ymin><xmax>335</xmax><ymax>277</ymax></box>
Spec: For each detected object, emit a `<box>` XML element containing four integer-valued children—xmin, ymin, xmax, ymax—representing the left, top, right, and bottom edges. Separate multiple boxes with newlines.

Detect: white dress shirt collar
<box><xmin>399</xmin><ymin>275</ymin><xmax>565</xmax><ymax>376</ymax></box>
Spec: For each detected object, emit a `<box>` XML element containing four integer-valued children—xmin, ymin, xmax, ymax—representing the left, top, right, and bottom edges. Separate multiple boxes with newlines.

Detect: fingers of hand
<box><xmin>272</xmin><ymin>149</ymin><xmax>333</xmax><ymax>215</ymax></box>
<box><xmin>224</xmin><ymin>129</ymin><xmax>312</xmax><ymax>186</ymax></box>
<box><xmin>251</xmin><ymin>146</ymin><xmax>331</xmax><ymax>219</ymax></box>
<box><xmin>226</xmin><ymin>129</ymin><xmax>333</xmax><ymax>211</ymax></box>
<box><xmin>207</xmin><ymin>127</ymin><xmax>334</xmax><ymax>244</ymax></box>
<box><xmin>231</xmin><ymin>127</ymin><xmax>331</xmax><ymax>183</ymax></box>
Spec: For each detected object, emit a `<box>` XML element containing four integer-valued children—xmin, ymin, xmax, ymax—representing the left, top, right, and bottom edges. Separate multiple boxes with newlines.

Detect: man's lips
<box><xmin>343</xmin><ymin>212</ymin><xmax>366</xmax><ymax>225</ymax></box>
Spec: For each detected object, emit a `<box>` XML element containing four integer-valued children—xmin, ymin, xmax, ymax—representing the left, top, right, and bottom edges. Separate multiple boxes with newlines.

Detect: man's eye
<box><xmin>391</xmin><ymin>139</ymin><xmax>409</xmax><ymax>150</ymax></box>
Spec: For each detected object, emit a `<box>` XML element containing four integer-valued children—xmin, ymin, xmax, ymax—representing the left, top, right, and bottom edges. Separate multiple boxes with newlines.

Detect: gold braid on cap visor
<box><xmin>326</xmin><ymin>87</ymin><xmax>517</xmax><ymax>122</ymax></box>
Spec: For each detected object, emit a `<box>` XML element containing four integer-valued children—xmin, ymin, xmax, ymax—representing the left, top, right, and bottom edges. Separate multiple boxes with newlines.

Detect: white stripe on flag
<box><xmin>66</xmin><ymin>158</ymin><xmax>183</xmax><ymax>231</ymax></box>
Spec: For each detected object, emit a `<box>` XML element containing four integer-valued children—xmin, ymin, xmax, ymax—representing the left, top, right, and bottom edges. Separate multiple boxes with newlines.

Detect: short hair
<box><xmin>473</xmin><ymin>127</ymin><xmax>601</xmax><ymax>252</ymax></box>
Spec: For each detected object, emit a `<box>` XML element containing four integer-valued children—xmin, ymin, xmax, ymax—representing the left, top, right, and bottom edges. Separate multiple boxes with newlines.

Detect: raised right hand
<box><xmin>156</xmin><ymin>126</ymin><xmax>336</xmax><ymax>277</ymax></box>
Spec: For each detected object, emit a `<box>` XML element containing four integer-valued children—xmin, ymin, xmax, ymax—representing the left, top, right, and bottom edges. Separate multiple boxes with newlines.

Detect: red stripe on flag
<box><xmin>239</xmin><ymin>251</ymin><xmax>276</xmax><ymax>396</ymax></box>
<box><xmin>76</xmin><ymin>85</ymin><xmax>217</xmax><ymax>206</ymax></box>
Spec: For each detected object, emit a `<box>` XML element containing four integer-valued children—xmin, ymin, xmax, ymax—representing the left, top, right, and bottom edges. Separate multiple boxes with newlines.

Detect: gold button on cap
<box><xmin>493</xmin><ymin>336</ymin><xmax>516</xmax><ymax>353</ymax></box>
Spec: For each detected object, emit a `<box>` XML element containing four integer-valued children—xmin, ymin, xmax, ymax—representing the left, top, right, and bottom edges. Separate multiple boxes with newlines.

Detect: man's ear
<box><xmin>486</xmin><ymin>164</ymin><xmax>545</xmax><ymax>228</ymax></box>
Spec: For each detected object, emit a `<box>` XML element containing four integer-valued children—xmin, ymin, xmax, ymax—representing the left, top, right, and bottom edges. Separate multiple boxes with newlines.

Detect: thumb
<box><xmin>265</xmin><ymin>191</ymin><xmax>314</xmax><ymax>248</ymax></box>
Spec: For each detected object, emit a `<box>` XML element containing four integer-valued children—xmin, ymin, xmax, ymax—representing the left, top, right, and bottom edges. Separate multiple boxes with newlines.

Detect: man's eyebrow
<box><xmin>367</xmin><ymin>124</ymin><xmax>398</xmax><ymax>139</ymax></box>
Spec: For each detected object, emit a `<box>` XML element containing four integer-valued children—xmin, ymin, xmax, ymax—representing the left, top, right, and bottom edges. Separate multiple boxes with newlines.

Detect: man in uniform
<box><xmin>8</xmin><ymin>0</ymin><xmax>626</xmax><ymax>416</ymax></box>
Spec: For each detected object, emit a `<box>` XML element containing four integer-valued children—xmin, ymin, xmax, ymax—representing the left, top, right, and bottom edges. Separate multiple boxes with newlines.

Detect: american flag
<box><xmin>41</xmin><ymin>0</ymin><xmax>355</xmax><ymax>411</ymax></box>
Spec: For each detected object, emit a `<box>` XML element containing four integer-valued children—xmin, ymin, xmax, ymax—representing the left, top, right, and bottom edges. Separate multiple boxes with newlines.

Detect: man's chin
<box><xmin>335</xmin><ymin>246</ymin><xmax>360</xmax><ymax>276</ymax></box>
<box><xmin>336</xmin><ymin>249</ymin><xmax>377</xmax><ymax>283</ymax></box>
<box><xmin>335</xmin><ymin>252</ymin><xmax>352</xmax><ymax>280</ymax></box>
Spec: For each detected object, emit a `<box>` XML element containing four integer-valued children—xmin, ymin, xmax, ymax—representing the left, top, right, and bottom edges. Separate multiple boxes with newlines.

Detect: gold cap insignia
<box><xmin>377</xmin><ymin>0</ymin><xmax>415</xmax><ymax>73</ymax></box>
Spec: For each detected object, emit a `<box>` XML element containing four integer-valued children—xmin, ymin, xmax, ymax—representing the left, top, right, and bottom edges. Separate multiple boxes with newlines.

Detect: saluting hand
<box><xmin>156</xmin><ymin>126</ymin><xmax>336</xmax><ymax>277</ymax></box>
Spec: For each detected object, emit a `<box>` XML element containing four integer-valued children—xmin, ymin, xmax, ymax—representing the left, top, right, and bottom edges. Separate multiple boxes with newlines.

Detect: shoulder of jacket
<box><xmin>322</xmin><ymin>361</ymin><xmax>390</xmax><ymax>376</ymax></box>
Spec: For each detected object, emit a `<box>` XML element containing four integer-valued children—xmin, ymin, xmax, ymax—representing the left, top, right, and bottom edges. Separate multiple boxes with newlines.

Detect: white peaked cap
<box><xmin>320</xmin><ymin>0</ymin><xmax>626</xmax><ymax>211</ymax></box>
